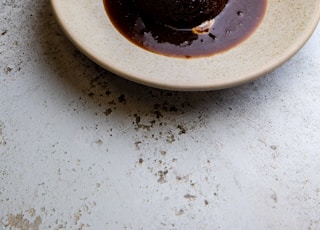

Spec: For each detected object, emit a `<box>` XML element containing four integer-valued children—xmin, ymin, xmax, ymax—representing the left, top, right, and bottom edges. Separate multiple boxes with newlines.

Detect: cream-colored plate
<box><xmin>51</xmin><ymin>0</ymin><xmax>320</xmax><ymax>91</ymax></box>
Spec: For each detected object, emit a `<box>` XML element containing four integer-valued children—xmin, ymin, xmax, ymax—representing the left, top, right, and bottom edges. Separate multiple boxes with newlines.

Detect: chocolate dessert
<box><xmin>104</xmin><ymin>0</ymin><xmax>267</xmax><ymax>58</ymax></box>
<box><xmin>134</xmin><ymin>0</ymin><xmax>228</xmax><ymax>28</ymax></box>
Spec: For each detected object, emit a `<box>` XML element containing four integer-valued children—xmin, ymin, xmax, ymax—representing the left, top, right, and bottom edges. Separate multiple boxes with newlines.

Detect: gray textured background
<box><xmin>1</xmin><ymin>1</ymin><xmax>320</xmax><ymax>229</ymax></box>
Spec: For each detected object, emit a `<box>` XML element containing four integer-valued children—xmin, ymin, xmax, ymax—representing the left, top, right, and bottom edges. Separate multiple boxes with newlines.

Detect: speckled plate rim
<box><xmin>51</xmin><ymin>0</ymin><xmax>320</xmax><ymax>91</ymax></box>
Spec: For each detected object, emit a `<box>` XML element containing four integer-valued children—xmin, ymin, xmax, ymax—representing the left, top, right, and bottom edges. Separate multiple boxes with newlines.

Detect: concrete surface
<box><xmin>0</xmin><ymin>1</ymin><xmax>320</xmax><ymax>229</ymax></box>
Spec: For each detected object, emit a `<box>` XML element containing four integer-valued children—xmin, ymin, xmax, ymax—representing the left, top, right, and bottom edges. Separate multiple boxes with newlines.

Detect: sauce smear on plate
<box><xmin>104</xmin><ymin>0</ymin><xmax>267</xmax><ymax>58</ymax></box>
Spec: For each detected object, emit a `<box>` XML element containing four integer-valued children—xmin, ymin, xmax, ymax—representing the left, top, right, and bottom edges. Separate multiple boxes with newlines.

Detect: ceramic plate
<box><xmin>51</xmin><ymin>0</ymin><xmax>320</xmax><ymax>91</ymax></box>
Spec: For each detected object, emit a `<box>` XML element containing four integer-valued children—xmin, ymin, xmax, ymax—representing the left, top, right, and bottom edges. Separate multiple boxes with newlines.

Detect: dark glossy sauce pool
<box><xmin>104</xmin><ymin>0</ymin><xmax>267</xmax><ymax>58</ymax></box>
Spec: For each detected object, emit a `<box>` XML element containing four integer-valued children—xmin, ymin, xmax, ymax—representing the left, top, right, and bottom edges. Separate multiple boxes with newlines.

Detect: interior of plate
<box><xmin>51</xmin><ymin>0</ymin><xmax>320</xmax><ymax>91</ymax></box>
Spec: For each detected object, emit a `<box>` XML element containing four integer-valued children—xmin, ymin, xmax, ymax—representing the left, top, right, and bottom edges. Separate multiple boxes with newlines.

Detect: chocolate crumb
<box><xmin>104</xmin><ymin>108</ymin><xmax>112</xmax><ymax>116</ymax></box>
<box><xmin>118</xmin><ymin>94</ymin><xmax>126</xmax><ymax>103</ymax></box>
<box><xmin>184</xmin><ymin>194</ymin><xmax>197</xmax><ymax>200</ymax></box>
<box><xmin>1</xmin><ymin>30</ymin><xmax>7</xmax><ymax>36</ymax></box>
<box><xmin>177</xmin><ymin>125</ymin><xmax>186</xmax><ymax>135</ymax></box>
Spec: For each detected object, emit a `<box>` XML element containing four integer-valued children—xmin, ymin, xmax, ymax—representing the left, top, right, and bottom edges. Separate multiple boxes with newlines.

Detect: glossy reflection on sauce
<box><xmin>104</xmin><ymin>0</ymin><xmax>267</xmax><ymax>58</ymax></box>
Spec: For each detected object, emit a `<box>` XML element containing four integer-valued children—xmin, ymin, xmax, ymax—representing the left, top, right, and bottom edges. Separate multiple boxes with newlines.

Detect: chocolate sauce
<box><xmin>104</xmin><ymin>0</ymin><xmax>267</xmax><ymax>58</ymax></box>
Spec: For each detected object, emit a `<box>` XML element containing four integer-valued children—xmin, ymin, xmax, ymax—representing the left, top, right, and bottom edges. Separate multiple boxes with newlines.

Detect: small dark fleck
<box><xmin>104</xmin><ymin>108</ymin><xmax>112</xmax><ymax>116</ymax></box>
<box><xmin>237</xmin><ymin>11</ymin><xmax>244</xmax><ymax>16</ymax></box>
<box><xmin>4</xmin><ymin>66</ymin><xmax>12</xmax><ymax>74</ymax></box>
<box><xmin>204</xmin><ymin>200</ymin><xmax>209</xmax><ymax>205</ymax></box>
<box><xmin>135</xmin><ymin>141</ymin><xmax>142</xmax><ymax>149</ymax></box>
<box><xmin>271</xmin><ymin>193</ymin><xmax>278</xmax><ymax>203</ymax></box>
<box><xmin>139</xmin><ymin>158</ymin><xmax>143</xmax><ymax>164</ymax></box>
<box><xmin>1</xmin><ymin>30</ymin><xmax>8</xmax><ymax>36</ymax></box>
<box><xmin>160</xmin><ymin>151</ymin><xmax>166</xmax><ymax>156</ymax></box>
<box><xmin>270</xmin><ymin>145</ymin><xmax>277</xmax><ymax>150</ymax></box>
<box><xmin>118</xmin><ymin>94</ymin><xmax>126</xmax><ymax>103</ymax></box>
<box><xmin>166</xmin><ymin>134</ymin><xmax>175</xmax><ymax>143</ymax></box>
<box><xmin>105</xmin><ymin>90</ymin><xmax>111</xmax><ymax>96</ymax></box>
<box><xmin>175</xmin><ymin>209</ymin><xmax>184</xmax><ymax>216</ymax></box>
<box><xmin>184</xmin><ymin>194</ymin><xmax>196</xmax><ymax>200</ymax></box>
<box><xmin>157</xmin><ymin>170</ymin><xmax>168</xmax><ymax>183</ymax></box>
<box><xmin>95</xmin><ymin>139</ymin><xmax>103</xmax><ymax>145</ymax></box>
<box><xmin>177</xmin><ymin>125</ymin><xmax>186</xmax><ymax>135</ymax></box>
<box><xmin>208</xmin><ymin>33</ymin><xmax>216</xmax><ymax>40</ymax></box>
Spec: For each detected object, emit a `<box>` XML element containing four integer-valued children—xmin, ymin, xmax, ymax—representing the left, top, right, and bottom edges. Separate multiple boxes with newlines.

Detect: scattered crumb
<box><xmin>177</xmin><ymin>125</ymin><xmax>186</xmax><ymax>135</ymax></box>
<box><xmin>166</xmin><ymin>134</ymin><xmax>175</xmax><ymax>143</ymax></box>
<box><xmin>1</xmin><ymin>30</ymin><xmax>8</xmax><ymax>35</ymax></box>
<box><xmin>28</xmin><ymin>208</ymin><xmax>36</xmax><ymax>217</ymax></box>
<box><xmin>118</xmin><ymin>94</ymin><xmax>126</xmax><ymax>103</ymax></box>
<box><xmin>184</xmin><ymin>194</ymin><xmax>197</xmax><ymax>200</ymax></box>
<box><xmin>270</xmin><ymin>145</ymin><xmax>277</xmax><ymax>150</ymax></box>
<box><xmin>104</xmin><ymin>108</ymin><xmax>112</xmax><ymax>116</ymax></box>
<box><xmin>175</xmin><ymin>209</ymin><xmax>184</xmax><ymax>216</ymax></box>
<box><xmin>6</xmin><ymin>213</ymin><xmax>42</xmax><ymax>230</ymax></box>
<box><xmin>157</xmin><ymin>170</ymin><xmax>168</xmax><ymax>184</ymax></box>
<box><xmin>95</xmin><ymin>139</ymin><xmax>103</xmax><ymax>145</ymax></box>
<box><xmin>3</xmin><ymin>66</ymin><xmax>12</xmax><ymax>74</ymax></box>
<box><xmin>271</xmin><ymin>193</ymin><xmax>278</xmax><ymax>203</ymax></box>
<box><xmin>134</xmin><ymin>141</ymin><xmax>142</xmax><ymax>149</ymax></box>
